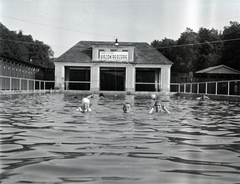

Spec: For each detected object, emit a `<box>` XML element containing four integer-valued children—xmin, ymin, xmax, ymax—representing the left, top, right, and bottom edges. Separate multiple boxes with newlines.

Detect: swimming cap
<box><xmin>151</xmin><ymin>94</ymin><xmax>156</xmax><ymax>99</ymax></box>
<box><xmin>82</xmin><ymin>98</ymin><xmax>90</xmax><ymax>104</ymax></box>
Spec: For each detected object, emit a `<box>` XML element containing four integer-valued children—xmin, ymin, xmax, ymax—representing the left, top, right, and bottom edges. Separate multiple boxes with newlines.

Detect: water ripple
<box><xmin>0</xmin><ymin>94</ymin><xmax>240</xmax><ymax>183</ymax></box>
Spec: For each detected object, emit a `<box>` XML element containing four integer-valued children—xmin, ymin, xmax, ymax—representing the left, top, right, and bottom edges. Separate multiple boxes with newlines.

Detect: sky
<box><xmin>0</xmin><ymin>0</ymin><xmax>239</xmax><ymax>57</ymax></box>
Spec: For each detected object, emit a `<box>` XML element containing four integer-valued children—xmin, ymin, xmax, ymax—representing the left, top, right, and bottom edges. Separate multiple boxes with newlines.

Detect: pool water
<box><xmin>0</xmin><ymin>93</ymin><xmax>240</xmax><ymax>184</ymax></box>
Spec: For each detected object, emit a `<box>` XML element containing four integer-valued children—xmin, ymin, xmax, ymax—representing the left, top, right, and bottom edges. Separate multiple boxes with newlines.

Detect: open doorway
<box><xmin>135</xmin><ymin>68</ymin><xmax>161</xmax><ymax>91</ymax></box>
<box><xmin>100</xmin><ymin>67</ymin><xmax>125</xmax><ymax>91</ymax></box>
<box><xmin>66</xmin><ymin>67</ymin><xmax>91</xmax><ymax>90</ymax></box>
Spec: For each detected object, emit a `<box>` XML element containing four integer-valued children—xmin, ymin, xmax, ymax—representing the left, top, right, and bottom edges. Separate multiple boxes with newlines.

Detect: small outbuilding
<box><xmin>195</xmin><ymin>65</ymin><xmax>240</xmax><ymax>82</ymax></box>
<box><xmin>54</xmin><ymin>40</ymin><xmax>173</xmax><ymax>93</ymax></box>
<box><xmin>0</xmin><ymin>57</ymin><xmax>41</xmax><ymax>90</ymax></box>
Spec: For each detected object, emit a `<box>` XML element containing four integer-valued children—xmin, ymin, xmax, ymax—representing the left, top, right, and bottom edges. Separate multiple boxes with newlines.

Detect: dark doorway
<box><xmin>68</xmin><ymin>67</ymin><xmax>90</xmax><ymax>90</ymax></box>
<box><xmin>135</xmin><ymin>68</ymin><xmax>161</xmax><ymax>91</ymax></box>
<box><xmin>100</xmin><ymin>67</ymin><xmax>125</xmax><ymax>91</ymax></box>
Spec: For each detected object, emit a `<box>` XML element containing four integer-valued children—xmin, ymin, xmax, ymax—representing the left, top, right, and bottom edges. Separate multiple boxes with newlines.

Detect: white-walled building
<box><xmin>53</xmin><ymin>41</ymin><xmax>173</xmax><ymax>93</ymax></box>
<box><xmin>0</xmin><ymin>57</ymin><xmax>41</xmax><ymax>90</ymax></box>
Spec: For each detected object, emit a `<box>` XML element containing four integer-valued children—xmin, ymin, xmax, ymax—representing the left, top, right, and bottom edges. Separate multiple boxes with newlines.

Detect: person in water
<box><xmin>76</xmin><ymin>93</ymin><xmax>104</xmax><ymax>112</ymax></box>
<box><xmin>149</xmin><ymin>100</ymin><xmax>170</xmax><ymax>114</ymax></box>
<box><xmin>123</xmin><ymin>102</ymin><xmax>132</xmax><ymax>113</ymax></box>
<box><xmin>150</xmin><ymin>93</ymin><xmax>157</xmax><ymax>107</ymax></box>
<box><xmin>196</xmin><ymin>95</ymin><xmax>210</xmax><ymax>100</ymax></box>
<box><xmin>87</xmin><ymin>93</ymin><xmax>104</xmax><ymax>99</ymax></box>
<box><xmin>76</xmin><ymin>97</ymin><xmax>92</xmax><ymax>112</ymax></box>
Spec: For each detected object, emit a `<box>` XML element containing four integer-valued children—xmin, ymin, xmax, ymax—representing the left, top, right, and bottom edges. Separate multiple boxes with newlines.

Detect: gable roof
<box><xmin>54</xmin><ymin>41</ymin><xmax>173</xmax><ymax>65</ymax></box>
<box><xmin>196</xmin><ymin>65</ymin><xmax>240</xmax><ymax>74</ymax></box>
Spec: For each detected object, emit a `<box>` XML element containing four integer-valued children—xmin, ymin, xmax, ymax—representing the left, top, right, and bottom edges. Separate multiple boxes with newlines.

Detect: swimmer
<box><xmin>150</xmin><ymin>93</ymin><xmax>157</xmax><ymax>107</ymax></box>
<box><xmin>87</xmin><ymin>93</ymin><xmax>104</xmax><ymax>99</ymax></box>
<box><xmin>76</xmin><ymin>97</ymin><xmax>92</xmax><ymax>112</ymax></box>
<box><xmin>99</xmin><ymin>93</ymin><xmax>104</xmax><ymax>98</ymax></box>
<box><xmin>149</xmin><ymin>100</ymin><xmax>170</xmax><ymax>114</ymax></box>
<box><xmin>76</xmin><ymin>93</ymin><xmax>104</xmax><ymax>112</ymax></box>
<box><xmin>196</xmin><ymin>95</ymin><xmax>210</xmax><ymax>100</ymax></box>
<box><xmin>151</xmin><ymin>94</ymin><xmax>157</xmax><ymax>100</ymax></box>
<box><xmin>123</xmin><ymin>102</ymin><xmax>132</xmax><ymax>113</ymax></box>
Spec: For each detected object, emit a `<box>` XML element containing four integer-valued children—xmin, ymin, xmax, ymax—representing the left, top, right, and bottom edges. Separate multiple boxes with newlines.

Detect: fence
<box><xmin>0</xmin><ymin>75</ymin><xmax>55</xmax><ymax>91</ymax></box>
<box><xmin>1</xmin><ymin>75</ymin><xmax>240</xmax><ymax>96</ymax></box>
<box><xmin>170</xmin><ymin>80</ymin><xmax>240</xmax><ymax>96</ymax></box>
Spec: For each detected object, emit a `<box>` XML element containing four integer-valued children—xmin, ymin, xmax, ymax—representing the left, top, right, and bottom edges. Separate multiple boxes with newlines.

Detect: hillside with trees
<box><xmin>0</xmin><ymin>22</ymin><xmax>54</xmax><ymax>68</ymax></box>
<box><xmin>151</xmin><ymin>21</ymin><xmax>240</xmax><ymax>72</ymax></box>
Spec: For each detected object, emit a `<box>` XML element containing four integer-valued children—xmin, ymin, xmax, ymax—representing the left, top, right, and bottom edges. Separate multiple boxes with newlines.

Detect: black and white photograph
<box><xmin>0</xmin><ymin>0</ymin><xmax>240</xmax><ymax>183</ymax></box>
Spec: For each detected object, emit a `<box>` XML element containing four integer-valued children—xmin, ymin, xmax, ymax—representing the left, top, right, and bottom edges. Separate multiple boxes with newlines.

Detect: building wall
<box><xmin>171</xmin><ymin>72</ymin><xmax>240</xmax><ymax>83</ymax></box>
<box><xmin>0</xmin><ymin>58</ymin><xmax>39</xmax><ymax>79</ymax></box>
<box><xmin>135</xmin><ymin>64</ymin><xmax>171</xmax><ymax>92</ymax></box>
<box><xmin>54</xmin><ymin>62</ymin><xmax>171</xmax><ymax>93</ymax></box>
<box><xmin>0</xmin><ymin>57</ymin><xmax>43</xmax><ymax>90</ymax></box>
<box><xmin>54</xmin><ymin>62</ymin><xmax>65</xmax><ymax>89</ymax></box>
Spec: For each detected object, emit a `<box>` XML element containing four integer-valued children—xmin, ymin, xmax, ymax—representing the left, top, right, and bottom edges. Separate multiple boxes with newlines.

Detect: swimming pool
<box><xmin>0</xmin><ymin>93</ymin><xmax>240</xmax><ymax>184</ymax></box>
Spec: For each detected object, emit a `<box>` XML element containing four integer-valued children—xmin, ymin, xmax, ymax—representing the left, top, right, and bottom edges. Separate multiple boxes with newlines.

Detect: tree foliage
<box><xmin>0</xmin><ymin>22</ymin><xmax>54</xmax><ymax>68</ymax></box>
<box><xmin>221</xmin><ymin>21</ymin><xmax>240</xmax><ymax>70</ymax></box>
<box><xmin>175</xmin><ymin>28</ymin><xmax>199</xmax><ymax>72</ymax></box>
<box><xmin>152</xmin><ymin>38</ymin><xmax>178</xmax><ymax>69</ymax></box>
<box><xmin>196</xmin><ymin>27</ymin><xmax>222</xmax><ymax>70</ymax></box>
<box><xmin>151</xmin><ymin>21</ymin><xmax>240</xmax><ymax>72</ymax></box>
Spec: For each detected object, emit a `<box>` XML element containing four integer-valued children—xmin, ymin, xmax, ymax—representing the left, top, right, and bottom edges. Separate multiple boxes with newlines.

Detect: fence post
<box><xmin>205</xmin><ymin>82</ymin><xmax>208</xmax><ymax>94</ymax></box>
<box><xmin>27</xmin><ymin>79</ymin><xmax>29</xmax><ymax>91</ymax></box>
<box><xmin>19</xmin><ymin>78</ymin><xmax>21</xmax><ymax>91</ymax></box>
<box><xmin>228</xmin><ymin>81</ymin><xmax>230</xmax><ymax>96</ymax></box>
<box><xmin>33</xmin><ymin>80</ymin><xmax>35</xmax><ymax>91</ymax></box>
<box><xmin>10</xmin><ymin>77</ymin><xmax>12</xmax><ymax>92</ymax></box>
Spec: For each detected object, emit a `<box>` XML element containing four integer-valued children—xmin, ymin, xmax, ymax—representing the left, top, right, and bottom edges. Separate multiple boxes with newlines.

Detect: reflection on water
<box><xmin>0</xmin><ymin>93</ymin><xmax>240</xmax><ymax>184</ymax></box>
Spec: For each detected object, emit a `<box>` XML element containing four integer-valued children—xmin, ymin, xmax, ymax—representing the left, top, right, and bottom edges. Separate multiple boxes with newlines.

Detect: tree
<box><xmin>196</xmin><ymin>28</ymin><xmax>222</xmax><ymax>70</ymax></box>
<box><xmin>175</xmin><ymin>28</ymin><xmax>199</xmax><ymax>72</ymax></box>
<box><xmin>151</xmin><ymin>22</ymin><xmax>240</xmax><ymax>74</ymax></box>
<box><xmin>151</xmin><ymin>38</ymin><xmax>177</xmax><ymax>63</ymax></box>
<box><xmin>0</xmin><ymin>22</ymin><xmax>54</xmax><ymax>68</ymax></box>
<box><xmin>221</xmin><ymin>21</ymin><xmax>240</xmax><ymax>70</ymax></box>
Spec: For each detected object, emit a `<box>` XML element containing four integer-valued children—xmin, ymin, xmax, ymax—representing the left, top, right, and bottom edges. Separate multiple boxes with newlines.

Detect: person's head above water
<box><xmin>123</xmin><ymin>102</ymin><xmax>132</xmax><ymax>113</ymax></box>
<box><xmin>151</xmin><ymin>94</ymin><xmax>157</xmax><ymax>100</ymax></box>
<box><xmin>99</xmin><ymin>93</ymin><xmax>104</xmax><ymax>98</ymax></box>
<box><xmin>154</xmin><ymin>100</ymin><xmax>163</xmax><ymax>112</ymax></box>
<box><xmin>82</xmin><ymin>98</ymin><xmax>90</xmax><ymax>111</ymax></box>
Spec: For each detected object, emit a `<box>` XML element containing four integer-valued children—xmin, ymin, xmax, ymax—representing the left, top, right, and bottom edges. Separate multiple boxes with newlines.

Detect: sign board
<box><xmin>99</xmin><ymin>51</ymin><xmax>128</xmax><ymax>61</ymax></box>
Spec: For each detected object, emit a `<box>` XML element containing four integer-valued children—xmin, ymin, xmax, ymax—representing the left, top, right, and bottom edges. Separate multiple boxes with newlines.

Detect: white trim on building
<box><xmin>54</xmin><ymin>41</ymin><xmax>173</xmax><ymax>93</ymax></box>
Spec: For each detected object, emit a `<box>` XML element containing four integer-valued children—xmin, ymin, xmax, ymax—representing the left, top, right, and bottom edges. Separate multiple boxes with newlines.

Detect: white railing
<box><xmin>170</xmin><ymin>80</ymin><xmax>240</xmax><ymax>96</ymax></box>
<box><xmin>1</xmin><ymin>75</ymin><xmax>240</xmax><ymax>96</ymax></box>
<box><xmin>0</xmin><ymin>75</ymin><xmax>55</xmax><ymax>92</ymax></box>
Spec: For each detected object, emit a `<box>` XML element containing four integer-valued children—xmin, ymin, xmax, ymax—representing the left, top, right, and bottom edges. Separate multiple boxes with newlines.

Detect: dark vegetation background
<box><xmin>0</xmin><ymin>22</ymin><xmax>54</xmax><ymax>68</ymax></box>
<box><xmin>151</xmin><ymin>21</ymin><xmax>240</xmax><ymax>72</ymax></box>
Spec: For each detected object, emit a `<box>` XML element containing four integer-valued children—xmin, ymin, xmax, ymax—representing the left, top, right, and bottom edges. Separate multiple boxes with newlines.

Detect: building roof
<box><xmin>195</xmin><ymin>65</ymin><xmax>240</xmax><ymax>74</ymax></box>
<box><xmin>54</xmin><ymin>41</ymin><xmax>173</xmax><ymax>65</ymax></box>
